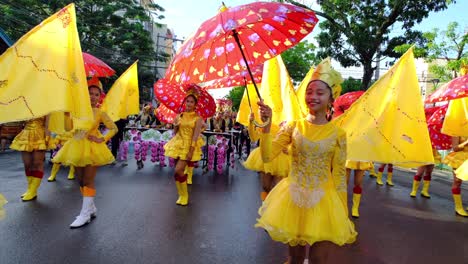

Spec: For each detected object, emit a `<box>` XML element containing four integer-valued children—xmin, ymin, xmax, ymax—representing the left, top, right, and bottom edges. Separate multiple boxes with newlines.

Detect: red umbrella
<box><xmin>426</xmin><ymin>105</ymin><xmax>452</xmax><ymax>150</ymax></box>
<box><xmin>82</xmin><ymin>52</ymin><xmax>115</xmax><ymax>77</ymax></box>
<box><xmin>333</xmin><ymin>91</ymin><xmax>365</xmax><ymax>117</ymax></box>
<box><xmin>154</xmin><ymin>79</ymin><xmax>216</xmax><ymax>119</ymax></box>
<box><xmin>155</xmin><ymin>103</ymin><xmax>177</xmax><ymax>124</ymax></box>
<box><xmin>164</xmin><ymin>2</ymin><xmax>318</xmax><ymax>100</ymax></box>
<box><xmin>426</xmin><ymin>74</ymin><xmax>468</xmax><ymax>103</ymax></box>
<box><xmin>202</xmin><ymin>64</ymin><xmax>263</xmax><ymax>89</ymax></box>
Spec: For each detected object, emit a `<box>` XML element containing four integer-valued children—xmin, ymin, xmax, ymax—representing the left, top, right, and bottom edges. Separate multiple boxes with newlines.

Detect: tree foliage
<box><xmin>284</xmin><ymin>0</ymin><xmax>452</xmax><ymax>89</ymax></box>
<box><xmin>0</xmin><ymin>0</ymin><xmax>167</xmax><ymax>102</ymax></box>
<box><xmin>395</xmin><ymin>21</ymin><xmax>468</xmax><ymax>82</ymax></box>
<box><xmin>281</xmin><ymin>40</ymin><xmax>320</xmax><ymax>83</ymax></box>
<box><xmin>224</xmin><ymin>86</ymin><xmax>245</xmax><ymax>112</ymax></box>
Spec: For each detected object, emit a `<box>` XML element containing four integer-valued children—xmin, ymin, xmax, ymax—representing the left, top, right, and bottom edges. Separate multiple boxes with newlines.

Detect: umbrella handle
<box><xmin>233</xmin><ymin>30</ymin><xmax>262</xmax><ymax>101</ymax></box>
<box><xmin>253</xmin><ymin>117</ymin><xmax>271</xmax><ymax>128</ymax></box>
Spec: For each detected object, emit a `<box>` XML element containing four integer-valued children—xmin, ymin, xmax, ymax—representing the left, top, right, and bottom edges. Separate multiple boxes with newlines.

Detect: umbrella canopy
<box><xmin>155</xmin><ymin>103</ymin><xmax>177</xmax><ymax>124</ymax></box>
<box><xmin>426</xmin><ymin>74</ymin><xmax>468</xmax><ymax>103</ymax></box>
<box><xmin>82</xmin><ymin>52</ymin><xmax>115</xmax><ymax>77</ymax></box>
<box><xmin>333</xmin><ymin>91</ymin><xmax>365</xmax><ymax>117</ymax></box>
<box><xmin>202</xmin><ymin>64</ymin><xmax>263</xmax><ymax>89</ymax></box>
<box><xmin>154</xmin><ymin>79</ymin><xmax>216</xmax><ymax>119</ymax></box>
<box><xmin>426</xmin><ymin>105</ymin><xmax>452</xmax><ymax>150</ymax></box>
<box><xmin>164</xmin><ymin>1</ymin><xmax>318</xmax><ymax>96</ymax></box>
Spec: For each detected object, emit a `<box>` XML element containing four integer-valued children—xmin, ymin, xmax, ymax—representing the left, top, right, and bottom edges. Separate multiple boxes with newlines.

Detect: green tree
<box><xmin>341</xmin><ymin>78</ymin><xmax>363</xmax><ymax>94</ymax></box>
<box><xmin>283</xmin><ymin>0</ymin><xmax>452</xmax><ymax>89</ymax></box>
<box><xmin>225</xmin><ymin>86</ymin><xmax>245</xmax><ymax>111</ymax></box>
<box><xmin>396</xmin><ymin>22</ymin><xmax>468</xmax><ymax>82</ymax></box>
<box><xmin>0</xmin><ymin>0</ymin><xmax>167</xmax><ymax>102</ymax></box>
<box><xmin>281</xmin><ymin>40</ymin><xmax>320</xmax><ymax>83</ymax></box>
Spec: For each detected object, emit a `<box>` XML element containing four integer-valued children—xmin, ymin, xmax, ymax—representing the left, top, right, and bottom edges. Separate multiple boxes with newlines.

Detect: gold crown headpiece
<box><xmin>310</xmin><ymin>58</ymin><xmax>343</xmax><ymax>99</ymax></box>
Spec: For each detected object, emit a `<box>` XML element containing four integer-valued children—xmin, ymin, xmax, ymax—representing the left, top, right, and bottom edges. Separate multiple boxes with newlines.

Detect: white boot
<box><xmin>70</xmin><ymin>197</ymin><xmax>93</xmax><ymax>229</ymax></box>
<box><xmin>90</xmin><ymin>199</ymin><xmax>97</xmax><ymax>219</ymax></box>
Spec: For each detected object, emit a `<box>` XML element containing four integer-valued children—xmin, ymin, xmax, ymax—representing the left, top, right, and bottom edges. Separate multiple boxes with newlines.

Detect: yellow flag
<box><xmin>441</xmin><ymin>97</ymin><xmax>468</xmax><ymax>137</ymax></box>
<box><xmin>333</xmin><ymin>48</ymin><xmax>433</xmax><ymax>167</ymax></box>
<box><xmin>101</xmin><ymin>61</ymin><xmax>140</xmax><ymax>121</ymax></box>
<box><xmin>295</xmin><ymin>65</ymin><xmax>315</xmax><ymax>117</ymax></box>
<box><xmin>236</xmin><ymin>55</ymin><xmax>301</xmax><ymax>132</ymax></box>
<box><xmin>456</xmin><ymin>160</ymin><xmax>468</xmax><ymax>181</ymax></box>
<box><xmin>0</xmin><ymin>4</ymin><xmax>92</xmax><ymax>129</ymax></box>
<box><xmin>237</xmin><ymin>83</ymin><xmax>261</xmax><ymax>127</ymax></box>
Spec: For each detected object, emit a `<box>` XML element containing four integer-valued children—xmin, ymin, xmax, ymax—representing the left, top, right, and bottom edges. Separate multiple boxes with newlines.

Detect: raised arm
<box><xmin>101</xmin><ymin>111</ymin><xmax>118</xmax><ymax>142</ymax></box>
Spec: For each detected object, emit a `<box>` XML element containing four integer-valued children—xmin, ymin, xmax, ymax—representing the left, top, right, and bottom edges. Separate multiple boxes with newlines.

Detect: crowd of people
<box><xmin>0</xmin><ymin>58</ymin><xmax>466</xmax><ymax>264</ymax></box>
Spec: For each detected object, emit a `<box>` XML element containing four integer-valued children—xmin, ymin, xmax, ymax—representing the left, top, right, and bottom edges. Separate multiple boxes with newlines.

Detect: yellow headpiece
<box><xmin>185</xmin><ymin>84</ymin><xmax>201</xmax><ymax>101</ymax></box>
<box><xmin>310</xmin><ymin>58</ymin><xmax>343</xmax><ymax>99</ymax></box>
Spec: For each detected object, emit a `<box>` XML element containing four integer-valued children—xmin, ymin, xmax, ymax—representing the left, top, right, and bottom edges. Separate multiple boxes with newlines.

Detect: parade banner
<box><xmin>0</xmin><ymin>4</ymin><xmax>92</xmax><ymax>130</ymax></box>
<box><xmin>101</xmin><ymin>61</ymin><xmax>140</xmax><ymax>122</ymax></box>
<box><xmin>237</xmin><ymin>55</ymin><xmax>301</xmax><ymax>133</ymax></box>
<box><xmin>334</xmin><ymin>48</ymin><xmax>434</xmax><ymax>167</ymax></box>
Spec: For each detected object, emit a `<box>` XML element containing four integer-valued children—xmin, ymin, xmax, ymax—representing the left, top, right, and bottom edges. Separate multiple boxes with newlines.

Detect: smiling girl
<box><xmin>256</xmin><ymin>59</ymin><xmax>356</xmax><ymax>264</ymax></box>
<box><xmin>164</xmin><ymin>86</ymin><xmax>204</xmax><ymax>206</ymax></box>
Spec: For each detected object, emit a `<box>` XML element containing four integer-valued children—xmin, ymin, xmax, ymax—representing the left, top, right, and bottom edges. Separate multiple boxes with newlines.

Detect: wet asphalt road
<box><xmin>0</xmin><ymin>150</ymin><xmax>467</xmax><ymax>264</ymax></box>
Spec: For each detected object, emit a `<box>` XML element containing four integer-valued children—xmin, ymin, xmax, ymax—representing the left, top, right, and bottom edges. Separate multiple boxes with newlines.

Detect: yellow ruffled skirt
<box><xmin>255</xmin><ymin>178</ymin><xmax>357</xmax><ymax>246</ymax></box>
<box><xmin>243</xmin><ymin>148</ymin><xmax>291</xmax><ymax>178</ymax></box>
<box><xmin>455</xmin><ymin>160</ymin><xmax>468</xmax><ymax>181</ymax></box>
<box><xmin>164</xmin><ymin>136</ymin><xmax>204</xmax><ymax>162</ymax></box>
<box><xmin>0</xmin><ymin>193</ymin><xmax>7</xmax><ymax>220</ymax></box>
<box><xmin>443</xmin><ymin>151</ymin><xmax>468</xmax><ymax>169</ymax></box>
<box><xmin>10</xmin><ymin>128</ymin><xmax>55</xmax><ymax>152</ymax></box>
<box><xmin>345</xmin><ymin>160</ymin><xmax>373</xmax><ymax>170</ymax></box>
<box><xmin>52</xmin><ymin>137</ymin><xmax>114</xmax><ymax>167</ymax></box>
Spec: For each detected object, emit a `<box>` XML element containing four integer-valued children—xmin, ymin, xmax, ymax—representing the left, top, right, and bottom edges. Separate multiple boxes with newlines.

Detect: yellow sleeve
<box><xmin>331</xmin><ymin>128</ymin><xmax>348</xmax><ymax>211</ymax></box>
<box><xmin>101</xmin><ymin>110</ymin><xmax>118</xmax><ymax>142</ymax></box>
<box><xmin>248</xmin><ymin>122</ymin><xmax>261</xmax><ymax>142</ymax></box>
<box><xmin>261</xmin><ymin>121</ymin><xmax>295</xmax><ymax>162</ymax></box>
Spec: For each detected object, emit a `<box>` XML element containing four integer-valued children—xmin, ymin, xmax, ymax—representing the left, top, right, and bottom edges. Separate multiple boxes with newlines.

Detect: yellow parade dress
<box><xmin>455</xmin><ymin>160</ymin><xmax>468</xmax><ymax>181</ymax></box>
<box><xmin>52</xmin><ymin>108</ymin><xmax>117</xmax><ymax>167</ymax></box>
<box><xmin>443</xmin><ymin>137</ymin><xmax>468</xmax><ymax>170</ymax></box>
<box><xmin>345</xmin><ymin>160</ymin><xmax>373</xmax><ymax>171</ymax></box>
<box><xmin>164</xmin><ymin>111</ymin><xmax>204</xmax><ymax>162</ymax></box>
<box><xmin>243</xmin><ymin>123</ymin><xmax>291</xmax><ymax>178</ymax></box>
<box><xmin>255</xmin><ymin>119</ymin><xmax>357</xmax><ymax>246</ymax></box>
<box><xmin>10</xmin><ymin>117</ymin><xmax>55</xmax><ymax>152</ymax></box>
<box><xmin>54</xmin><ymin>130</ymin><xmax>73</xmax><ymax>146</ymax></box>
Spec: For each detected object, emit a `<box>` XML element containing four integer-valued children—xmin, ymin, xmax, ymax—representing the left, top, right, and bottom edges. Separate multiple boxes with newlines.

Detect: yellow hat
<box><xmin>310</xmin><ymin>58</ymin><xmax>343</xmax><ymax>99</ymax></box>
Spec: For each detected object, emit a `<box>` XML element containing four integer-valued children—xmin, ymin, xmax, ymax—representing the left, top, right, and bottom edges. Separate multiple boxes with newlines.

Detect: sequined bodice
<box><xmin>177</xmin><ymin>112</ymin><xmax>198</xmax><ymax>141</ymax></box>
<box><xmin>290</xmin><ymin>128</ymin><xmax>337</xmax><ymax>188</ymax></box>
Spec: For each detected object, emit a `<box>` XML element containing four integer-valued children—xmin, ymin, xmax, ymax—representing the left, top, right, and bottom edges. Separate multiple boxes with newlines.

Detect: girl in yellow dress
<box><xmin>256</xmin><ymin>59</ymin><xmax>357</xmax><ymax>264</ymax></box>
<box><xmin>164</xmin><ymin>89</ymin><xmax>204</xmax><ymax>206</ymax></box>
<box><xmin>10</xmin><ymin>116</ymin><xmax>55</xmax><ymax>201</ymax></box>
<box><xmin>410</xmin><ymin>148</ymin><xmax>441</xmax><ymax>198</ymax></box>
<box><xmin>444</xmin><ymin>136</ymin><xmax>468</xmax><ymax>217</ymax></box>
<box><xmin>48</xmin><ymin>130</ymin><xmax>75</xmax><ymax>182</ymax></box>
<box><xmin>345</xmin><ymin>160</ymin><xmax>374</xmax><ymax>218</ymax></box>
<box><xmin>244</xmin><ymin>114</ymin><xmax>291</xmax><ymax>201</ymax></box>
<box><xmin>53</xmin><ymin>79</ymin><xmax>117</xmax><ymax>228</ymax></box>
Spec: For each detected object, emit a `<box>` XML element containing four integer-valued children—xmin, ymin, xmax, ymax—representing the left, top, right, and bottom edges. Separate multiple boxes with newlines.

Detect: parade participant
<box><xmin>444</xmin><ymin>136</ymin><xmax>468</xmax><ymax>217</ymax></box>
<box><xmin>244</xmin><ymin>114</ymin><xmax>290</xmax><ymax>201</ymax></box>
<box><xmin>410</xmin><ymin>148</ymin><xmax>441</xmax><ymax>198</ymax></box>
<box><xmin>256</xmin><ymin>59</ymin><xmax>357</xmax><ymax>264</ymax></box>
<box><xmin>210</xmin><ymin>112</ymin><xmax>225</xmax><ymax>133</ymax></box>
<box><xmin>164</xmin><ymin>87</ymin><xmax>204</xmax><ymax>205</ymax></box>
<box><xmin>53</xmin><ymin>78</ymin><xmax>117</xmax><ymax>228</ymax></box>
<box><xmin>48</xmin><ymin>130</ymin><xmax>75</xmax><ymax>181</ymax></box>
<box><xmin>10</xmin><ymin>114</ymin><xmax>54</xmax><ymax>201</ymax></box>
<box><xmin>136</xmin><ymin>104</ymin><xmax>153</xmax><ymax>128</ymax></box>
<box><xmin>376</xmin><ymin>163</ymin><xmax>394</xmax><ymax>186</ymax></box>
<box><xmin>345</xmin><ymin>161</ymin><xmax>374</xmax><ymax>218</ymax></box>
